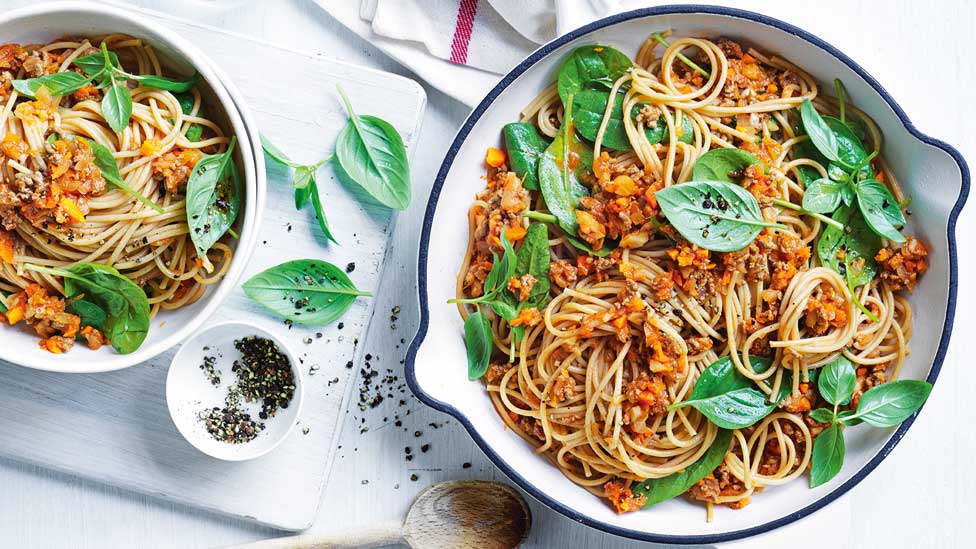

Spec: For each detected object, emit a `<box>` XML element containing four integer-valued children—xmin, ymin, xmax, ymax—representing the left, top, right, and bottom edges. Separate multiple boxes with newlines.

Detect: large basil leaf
<box><xmin>242</xmin><ymin>259</ymin><xmax>371</xmax><ymax>325</ymax></box>
<box><xmin>691</xmin><ymin>148</ymin><xmax>761</xmax><ymax>183</ymax></box>
<box><xmin>670</xmin><ymin>355</ymin><xmax>789</xmax><ymax>429</ymax></box>
<box><xmin>123</xmin><ymin>71</ymin><xmax>198</xmax><ymax>93</ymax></box>
<box><xmin>802</xmin><ymin>177</ymin><xmax>847</xmax><ymax>214</ymax></box>
<box><xmin>186</xmin><ymin>138</ymin><xmax>242</xmax><ymax>265</ymax></box>
<box><xmin>84</xmin><ymin>138</ymin><xmax>164</xmax><ymax>213</ymax></box>
<box><xmin>824</xmin><ymin>116</ymin><xmax>871</xmax><ymax>180</ymax></box>
<box><xmin>538</xmin><ymin>96</ymin><xmax>593</xmax><ymax>235</ymax></box>
<box><xmin>810</xmin><ymin>423</ymin><xmax>845</xmax><ymax>488</ymax></box>
<box><xmin>335</xmin><ymin>87</ymin><xmax>410</xmax><ymax>210</ymax></box>
<box><xmin>816</xmin><ymin>204</ymin><xmax>880</xmax><ymax>289</ymax></box>
<box><xmin>72</xmin><ymin>50</ymin><xmax>119</xmax><ymax>76</ymax></box>
<box><xmin>464</xmin><ymin>309</ymin><xmax>494</xmax><ymax>380</ymax></box>
<box><xmin>102</xmin><ymin>76</ymin><xmax>133</xmax><ymax>134</ymax></box>
<box><xmin>556</xmin><ymin>45</ymin><xmax>633</xmax><ymax>104</ymax></box>
<box><xmin>818</xmin><ymin>355</ymin><xmax>857</xmax><ymax>406</ymax></box>
<box><xmin>572</xmin><ymin>90</ymin><xmax>692</xmax><ymax>151</ymax></box>
<box><xmin>856</xmin><ymin>179</ymin><xmax>906</xmax><ymax>243</ymax></box>
<box><xmin>656</xmin><ymin>181</ymin><xmax>780</xmax><ymax>252</ymax></box>
<box><xmin>503</xmin><ymin>123</ymin><xmax>550</xmax><ymax>190</ymax></box>
<box><xmin>28</xmin><ymin>262</ymin><xmax>150</xmax><ymax>354</ymax></box>
<box><xmin>12</xmin><ymin>71</ymin><xmax>92</xmax><ymax>98</ymax></box>
<box><xmin>631</xmin><ymin>428</ymin><xmax>732</xmax><ymax>506</ymax></box>
<box><xmin>800</xmin><ymin>99</ymin><xmax>840</xmax><ymax>163</ymax></box>
<box><xmin>848</xmin><ymin>380</ymin><xmax>932</xmax><ymax>427</ymax></box>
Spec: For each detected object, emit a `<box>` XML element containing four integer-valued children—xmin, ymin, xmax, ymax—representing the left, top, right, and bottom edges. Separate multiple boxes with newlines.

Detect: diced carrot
<box><xmin>0</xmin><ymin>230</ymin><xmax>14</xmax><ymax>263</ymax></box>
<box><xmin>59</xmin><ymin>197</ymin><xmax>85</xmax><ymax>223</ymax></box>
<box><xmin>140</xmin><ymin>138</ymin><xmax>161</xmax><ymax>157</ymax></box>
<box><xmin>485</xmin><ymin>147</ymin><xmax>506</xmax><ymax>168</ymax></box>
<box><xmin>5</xmin><ymin>304</ymin><xmax>23</xmax><ymax>325</ymax></box>
<box><xmin>504</xmin><ymin>225</ymin><xmax>527</xmax><ymax>242</ymax></box>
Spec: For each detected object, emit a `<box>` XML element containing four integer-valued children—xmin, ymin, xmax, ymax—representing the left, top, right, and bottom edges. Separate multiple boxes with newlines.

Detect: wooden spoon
<box><xmin>225</xmin><ymin>480</ymin><xmax>531</xmax><ymax>549</ymax></box>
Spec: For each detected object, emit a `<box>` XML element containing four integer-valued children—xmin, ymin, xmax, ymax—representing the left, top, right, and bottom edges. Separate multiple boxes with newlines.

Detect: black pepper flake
<box><xmin>410</xmin><ymin>474</ymin><xmax>418</xmax><ymax>481</ymax></box>
<box><xmin>462</xmin><ymin>462</ymin><xmax>472</xmax><ymax>469</ymax></box>
<box><xmin>345</xmin><ymin>262</ymin><xmax>356</xmax><ymax>273</ymax></box>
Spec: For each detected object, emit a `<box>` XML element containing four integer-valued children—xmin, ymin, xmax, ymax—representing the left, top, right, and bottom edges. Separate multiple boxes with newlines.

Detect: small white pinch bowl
<box><xmin>166</xmin><ymin>321</ymin><xmax>304</xmax><ymax>461</ymax></box>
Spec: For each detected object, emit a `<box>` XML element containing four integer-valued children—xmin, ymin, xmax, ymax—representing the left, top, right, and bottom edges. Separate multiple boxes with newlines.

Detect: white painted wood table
<box><xmin>1</xmin><ymin>1</ymin><xmax>974</xmax><ymax>548</ymax></box>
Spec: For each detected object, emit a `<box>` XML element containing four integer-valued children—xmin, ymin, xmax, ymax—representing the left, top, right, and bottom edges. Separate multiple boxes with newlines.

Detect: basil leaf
<box><xmin>556</xmin><ymin>45</ymin><xmax>633</xmax><ymax>105</ymax></box>
<box><xmin>242</xmin><ymin>259</ymin><xmax>370</xmax><ymax>325</ymax></box>
<box><xmin>656</xmin><ymin>181</ymin><xmax>780</xmax><ymax>252</ymax></box>
<box><xmin>810</xmin><ymin>423</ymin><xmax>845</xmax><ymax>488</ymax></box>
<box><xmin>669</xmin><ymin>355</ymin><xmax>789</xmax><ymax>429</ymax></box>
<box><xmin>124</xmin><ymin>72</ymin><xmax>198</xmax><ymax>93</ymax></box>
<box><xmin>809</xmin><ymin>408</ymin><xmax>836</xmax><ymax>424</ymax></box>
<box><xmin>538</xmin><ymin>94</ymin><xmax>593</xmax><ymax>236</ymax></box>
<box><xmin>102</xmin><ymin>78</ymin><xmax>133</xmax><ymax>133</ymax></box>
<box><xmin>84</xmin><ymin>138</ymin><xmax>164</xmax><ymax>213</ymax></box>
<box><xmin>28</xmin><ymin>262</ymin><xmax>150</xmax><ymax>354</ymax></box>
<box><xmin>293</xmin><ymin>166</ymin><xmax>315</xmax><ymax>209</ymax></box>
<box><xmin>335</xmin><ymin>86</ymin><xmax>410</xmax><ymax>210</ymax></box>
<box><xmin>691</xmin><ymin>148</ymin><xmax>761</xmax><ymax>184</ymax></box>
<box><xmin>72</xmin><ymin>50</ymin><xmax>119</xmax><ymax>77</ymax></box>
<box><xmin>837</xmin><ymin>409</ymin><xmax>862</xmax><ymax>426</ymax></box>
<box><xmin>817</xmin><ymin>204</ymin><xmax>880</xmax><ymax>289</ymax></box>
<box><xmin>824</xmin><ymin>116</ymin><xmax>871</xmax><ymax>179</ymax></box>
<box><xmin>856</xmin><ymin>179</ymin><xmax>906</xmax><ymax>243</ymax></box>
<box><xmin>260</xmin><ymin>135</ymin><xmax>302</xmax><ymax>168</ymax></box>
<box><xmin>632</xmin><ymin>428</ymin><xmax>732</xmax><ymax>507</ymax></box>
<box><xmin>802</xmin><ymin>178</ymin><xmax>846</xmax><ymax>214</ymax></box>
<box><xmin>12</xmin><ymin>72</ymin><xmax>92</xmax><ymax>98</ymax></box>
<box><xmin>66</xmin><ymin>298</ymin><xmax>107</xmax><ymax>331</ymax></box>
<box><xmin>186</xmin><ymin>137</ymin><xmax>242</xmax><ymax>262</ymax></box>
<box><xmin>0</xmin><ymin>291</ymin><xmax>8</xmax><ymax>314</ymax></box>
<box><xmin>566</xmin><ymin>233</ymin><xmax>614</xmax><ymax>257</ymax></box>
<box><xmin>572</xmin><ymin>90</ymin><xmax>692</xmax><ymax>151</ymax></box>
<box><xmin>818</xmin><ymin>355</ymin><xmax>857</xmax><ymax>406</ymax></box>
<box><xmin>827</xmin><ymin>163</ymin><xmax>849</xmax><ymax>182</ymax></box>
<box><xmin>511</xmin><ymin>223</ymin><xmax>550</xmax><ymax>308</ymax></box>
<box><xmin>309</xmin><ymin>177</ymin><xmax>339</xmax><ymax>245</ymax></box>
<box><xmin>849</xmin><ymin>380</ymin><xmax>932</xmax><ymax>427</ymax></box>
<box><xmin>503</xmin><ymin>122</ymin><xmax>550</xmax><ymax>190</ymax></box>
<box><xmin>174</xmin><ymin>91</ymin><xmax>203</xmax><ymax>142</ymax></box>
<box><xmin>800</xmin><ymin>99</ymin><xmax>840</xmax><ymax>163</ymax></box>
<box><xmin>464</xmin><ymin>309</ymin><xmax>494</xmax><ymax>380</ymax></box>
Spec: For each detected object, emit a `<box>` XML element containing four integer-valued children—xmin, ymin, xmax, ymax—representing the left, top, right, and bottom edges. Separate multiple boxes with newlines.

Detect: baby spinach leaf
<box><xmin>503</xmin><ymin>123</ymin><xmax>550</xmax><ymax>190</ymax></box>
<box><xmin>856</xmin><ymin>179</ymin><xmax>906</xmax><ymax>243</ymax></box>
<box><xmin>556</xmin><ymin>45</ymin><xmax>633</xmax><ymax>105</ymax></box>
<box><xmin>847</xmin><ymin>380</ymin><xmax>932</xmax><ymax>427</ymax></box>
<box><xmin>817</xmin><ymin>204</ymin><xmax>880</xmax><ymax>290</ymax></box>
<box><xmin>632</xmin><ymin>428</ymin><xmax>732</xmax><ymax>507</ymax></box>
<box><xmin>656</xmin><ymin>181</ymin><xmax>782</xmax><ymax>252</ymax></box>
<box><xmin>669</xmin><ymin>355</ymin><xmax>790</xmax><ymax>429</ymax></box>
<box><xmin>174</xmin><ymin>92</ymin><xmax>203</xmax><ymax>141</ymax></box>
<box><xmin>566</xmin><ymin>233</ymin><xmax>614</xmax><ymax>257</ymax></box>
<box><xmin>242</xmin><ymin>259</ymin><xmax>370</xmax><ymax>325</ymax></box>
<box><xmin>818</xmin><ymin>355</ymin><xmax>857</xmax><ymax>406</ymax></box>
<box><xmin>27</xmin><ymin>262</ymin><xmax>150</xmax><ymax>354</ymax></box>
<box><xmin>335</xmin><ymin>85</ymin><xmax>411</xmax><ymax>210</ymax></box>
<box><xmin>810</xmin><ymin>423</ymin><xmax>845</xmax><ymax>488</ymax></box>
<box><xmin>66</xmin><ymin>299</ymin><xmax>107</xmax><ymax>331</ymax></box>
<box><xmin>186</xmin><ymin>137</ymin><xmax>242</xmax><ymax>266</ymax></box>
<box><xmin>809</xmin><ymin>408</ymin><xmax>836</xmax><ymax>424</ymax></box>
<box><xmin>309</xmin><ymin>177</ymin><xmax>339</xmax><ymax>245</ymax></box>
<box><xmin>511</xmin><ymin>223</ymin><xmax>551</xmax><ymax>308</ymax></box>
<box><xmin>464</xmin><ymin>309</ymin><xmax>494</xmax><ymax>380</ymax></box>
<box><xmin>84</xmin><ymin>138</ymin><xmax>164</xmax><ymax>214</ymax></box>
<box><xmin>573</xmin><ymin>90</ymin><xmax>692</xmax><ymax>151</ymax></box>
<box><xmin>800</xmin><ymin>99</ymin><xmax>840</xmax><ymax>163</ymax></box>
<box><xmin>12</xmin><ymin>71</ymin><xmax>92</xmax><ymax>98</ymax></box>
<box><xmin>538</xmin><ymin>94</ymin><xmax>593</xmax><ymax>236</ymax></box>
<box><xmin>691</xmin><ymin>148</ymin><xmax>761</xmax><ymax>184</ymax></box>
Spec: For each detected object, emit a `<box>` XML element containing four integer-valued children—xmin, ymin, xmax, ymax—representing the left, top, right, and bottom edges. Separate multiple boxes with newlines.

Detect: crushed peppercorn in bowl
<box><xmin>0</xmin><ymin>2</ymin><xmax>265</xmax><ymax>373</ymax></box>
<box><xmin>167</xmin><ymin>320</ymin><xmax>304</xmax><ymax>461</ymax></box>
<box><xmin>406</xmin><ymin>5</ymin><xmax>967</xmax><ymax>546</ymax></box>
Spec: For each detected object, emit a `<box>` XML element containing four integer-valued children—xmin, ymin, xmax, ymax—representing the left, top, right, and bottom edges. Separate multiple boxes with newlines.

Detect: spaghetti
<box><xmin>0</xmin><ymin>35</ymin><xmax>235</xmax><ymax>353</ymax></box>
<box><xmin>454</xmin><ymin>33</ymin><xmax>927</xmax><ymax>518</ymax></box>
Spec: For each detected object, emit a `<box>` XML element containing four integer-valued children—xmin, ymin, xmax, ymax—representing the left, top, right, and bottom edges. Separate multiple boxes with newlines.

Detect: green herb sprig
<box><xmin>261</xmin><ymin>136</ymin><xmax>337</xmax><ymax>244</ymax></box>
<box><xmin>808</xmin><ymin>356</ymin><xmax>932</xmax><ymax>487</ymax></box>
<box><xmin>13</xmin><ymin>42</ymin><xmax>198</xmax><ymax>133</ymax></box>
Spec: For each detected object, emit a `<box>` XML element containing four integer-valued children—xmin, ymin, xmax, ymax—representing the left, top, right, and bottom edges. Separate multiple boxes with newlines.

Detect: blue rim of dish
<box><xmin>406</xmin><ymin>4</ymin><xmax>969</xmax><ymax>544</ymax></box>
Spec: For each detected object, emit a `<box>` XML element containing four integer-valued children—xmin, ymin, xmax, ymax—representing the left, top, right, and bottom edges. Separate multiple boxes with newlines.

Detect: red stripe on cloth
<box><xmin>449</xmin><ymin>0</ymin><xmax>478</xmax><ymax>65</ymax></box>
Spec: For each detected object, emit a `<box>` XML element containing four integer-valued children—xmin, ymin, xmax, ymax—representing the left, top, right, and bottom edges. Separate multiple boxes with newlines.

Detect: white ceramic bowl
<box><xmin>407</xmin><ymin>6</ymin><xmax>969</xmax><ymax>544</ymax></box>
<box><xmin>166</xmin><ymin>321</ymin><xmax>304</xmax><ymax>461</ymax></box>
<box><xmin>0</xmin><ymin>2</ymin><xmax>265</xmax><ymax>372</ymax></box>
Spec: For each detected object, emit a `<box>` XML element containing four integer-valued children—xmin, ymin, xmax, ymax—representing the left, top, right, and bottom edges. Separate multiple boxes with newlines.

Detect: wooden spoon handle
<box><xmin>223</xmin><ymin>522</ymin><xmax>403</xmax><ymax>549</ymax></box>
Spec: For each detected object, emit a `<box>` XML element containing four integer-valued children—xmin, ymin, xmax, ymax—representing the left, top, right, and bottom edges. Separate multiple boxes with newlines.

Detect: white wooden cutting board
<box><xmin>0</xmin><ymin>8</ymin><xmax>426</xmax><ymax>531</ymax></box>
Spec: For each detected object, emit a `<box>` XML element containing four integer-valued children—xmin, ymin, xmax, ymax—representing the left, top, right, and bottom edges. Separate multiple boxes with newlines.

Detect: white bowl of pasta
<box><xmin>408</xmin><ymin>5</ymin><xmax>967</xmax><ymax>544</ymax></box>
<box><xmin>0</xmin><ymin>2</ymin><xmax>263</xmax><ymax>372</ymax></box>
